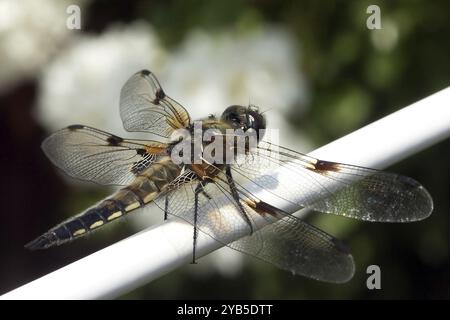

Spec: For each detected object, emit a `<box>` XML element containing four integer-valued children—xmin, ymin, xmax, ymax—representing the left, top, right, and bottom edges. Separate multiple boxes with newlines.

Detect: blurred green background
<box><xmin>1</xmin><ymin>0</ymin><xmax>449</xmax><ymax>299</ymax></box>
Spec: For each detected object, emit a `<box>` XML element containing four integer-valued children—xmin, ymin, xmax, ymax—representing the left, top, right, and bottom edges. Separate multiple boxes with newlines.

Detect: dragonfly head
<box><xmin>221</xmin><ymin>105</ymin><xmax>266</xmax><ymax>141</ymax></box>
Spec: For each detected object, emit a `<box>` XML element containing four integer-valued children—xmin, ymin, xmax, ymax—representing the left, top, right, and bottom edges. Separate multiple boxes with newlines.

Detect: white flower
<box><xmin>163</xmin><ymin>28</ymin><xmax>305</xmax><ymax>113</ymax></box>
<box><xmin>371</xmin><ymin>18</ymin><xmax>399</xmax><ymax>52</ymax></box>
<box><xmin>36</xmin><ymin>21</ymin><xmax>166</xmax><ymax>136</ymax></box>
<box><xmin>0</xmin><ymin>0</ymin><xmax>85</xmax><ymax>93</ymax></box>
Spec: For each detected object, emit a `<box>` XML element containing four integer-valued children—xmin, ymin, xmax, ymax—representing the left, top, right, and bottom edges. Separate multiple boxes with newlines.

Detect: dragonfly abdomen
<box><xmin>24</xmin><ymin>198</ymin><xmax>129</xmax><ymax>250</ymax></box>
<box><xmin>25</xmin><ymin>158</ymin><xmax>182</xmax><ymax>250</ymax></box>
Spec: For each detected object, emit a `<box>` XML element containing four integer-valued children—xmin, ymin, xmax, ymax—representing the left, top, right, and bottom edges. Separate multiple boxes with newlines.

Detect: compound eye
<box><xmin>221</xmin><ymin>105</ymin><xmax>250</xmax><ymax>130</ymax></box>
<box><xmin>228</xmin><ymin>113</ymin><xmax>242</xmax><ymax>127</ymax></box>
<box><xmin>231</xmin><ymin>114</ymin><xmax>241</xmax><ymax>124</ymax></box>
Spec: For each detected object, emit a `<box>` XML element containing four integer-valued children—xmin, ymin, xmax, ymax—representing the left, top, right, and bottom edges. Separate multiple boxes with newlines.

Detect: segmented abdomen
<box><xmin>26</xmin><ymin>158</ymin><xmax>181</xmax><ymax>250</ymax></box>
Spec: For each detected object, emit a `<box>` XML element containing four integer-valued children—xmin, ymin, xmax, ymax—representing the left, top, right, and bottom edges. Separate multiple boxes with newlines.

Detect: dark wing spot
<box><xmin>141</xmin><ymin>70</ymin><xmax>151</xmax><ymax>76</ymax></box>
<box><xmin>67</xmin><ymin>124</ymin><xmax>84</xmax><ymax>131</ymax></box>
<box><xmin>153</xmin><ymin>89</ymin><xmax>166</xmax><ymax>105</ymax></box>
<box><xmin>156</xmin><ymin>88</ymin><xmax>165</xmax><ymax>99</ymax></box>
<box><xmin>107</xmin><ymin>135</ymin><xmax>123</xmax><ymax>146</ymax></box>
<box><xmin>136</xmin><ymin>148</ymin><xmax>147</xmax><ymax>156</ymax></box>
<box><xmin>314</xmin><ymin>160</ymin><xmax>342</xmax><ymax>172</ymax></box>
<box><xmin>252</xmin><ymin>200</ymin><xmax>282</xmax><ymax>218</ymax></box>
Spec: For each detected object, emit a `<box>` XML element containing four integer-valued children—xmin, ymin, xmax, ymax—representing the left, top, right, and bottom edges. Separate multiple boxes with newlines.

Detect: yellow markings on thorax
<box><xmin>89</xmin><ymin>220</ymin><xmax>104</xmax><ymax>229</ymax></box>
<box><xmin>73</xmin><ymin>229</ymin><xmax>86</xmax><ymax>236</ymax></box>
<box><xmin>107</xmin><ymin>211</ymin><xmax>123</xmax><ymax>221</ymax></box>
<box><xmin>145</xmin><ymin>145</ymin><xmax>167</xmax><ymax>155</ymax></box>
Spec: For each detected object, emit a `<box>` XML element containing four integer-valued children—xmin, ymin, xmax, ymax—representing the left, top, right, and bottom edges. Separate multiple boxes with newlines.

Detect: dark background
<box><xmin>1</xmin><ymin>0</ymin><xmax>449</xmax><ymax>299</ymax></box>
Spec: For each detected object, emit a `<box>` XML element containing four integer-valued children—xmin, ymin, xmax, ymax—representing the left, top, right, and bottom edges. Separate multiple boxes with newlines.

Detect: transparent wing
<box><xmin>230</xmin><ymin>141</ymin><xmax>433</xmax><ymax>222</ymax></box>
<box><xmin>155</xmin><ymin>169</ymin><xmax>355</xmax><ymax>283</ymax></box>
<box><xmin>229</xmin><ymin>205</ymin><xmax>355</xmax><ymax>283</ymax></box>
<box><xmin>42</xmin><ymin>125</ymin><xmax>169</xmax><ymax>186</ymax></box>
<box><xmin>120</xmin><ymin>70</ymin><xmax>191</xmax><ymax>137</ymax></box>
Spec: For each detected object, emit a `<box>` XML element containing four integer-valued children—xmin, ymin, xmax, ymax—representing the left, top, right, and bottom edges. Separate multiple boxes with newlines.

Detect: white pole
<box><xmin>2</xmin><ymin>87</ymin><xmax>450</xmax><ymax>300</ymax></box>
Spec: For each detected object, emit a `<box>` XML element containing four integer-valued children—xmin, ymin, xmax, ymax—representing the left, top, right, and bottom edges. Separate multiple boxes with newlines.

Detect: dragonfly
<box><xmin>26</xmin><ymin>69</ymin><xmax>433</xmax><ymax>283</ymax></box>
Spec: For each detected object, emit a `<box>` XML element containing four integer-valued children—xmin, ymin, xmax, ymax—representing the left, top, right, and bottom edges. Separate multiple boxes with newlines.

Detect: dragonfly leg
<box><xmin>164</xmin><ymin>196</ymin><xmax>169</xmax><ymax>221</ymax></box>
<box><xmin>201</xmin><ymin>190</ymin><xmax>211</xmax><ymax>200</ymax></box>
<box><xmin>192</xmin><ymin>182</ymin><xmax>205</xmax><ymax>264</ymax></box>
<box><xmin>226</xmin><ymin>166</ymin><xmax>254</xmax><ymax>235</ymax></box>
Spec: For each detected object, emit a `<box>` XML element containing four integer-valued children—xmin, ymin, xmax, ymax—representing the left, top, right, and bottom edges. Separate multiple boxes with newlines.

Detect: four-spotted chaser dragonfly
<box><xmin>26</xmin><ymin>70</ymin><xmax>433</xmax><ymax>283</ymax></box>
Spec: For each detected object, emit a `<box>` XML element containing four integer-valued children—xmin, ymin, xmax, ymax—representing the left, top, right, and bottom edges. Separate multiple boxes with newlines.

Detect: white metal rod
<box><xmin>2</xmin><ymin>86</ymin><xmax>450</xmax><ymax>300</ymax></box>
